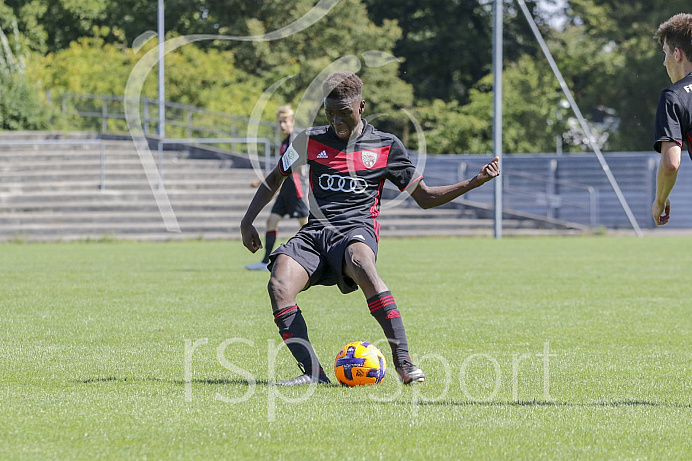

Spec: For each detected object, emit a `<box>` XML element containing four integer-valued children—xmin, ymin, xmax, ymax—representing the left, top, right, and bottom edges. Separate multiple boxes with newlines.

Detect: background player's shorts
<box><xmin>268</xmin><ymin>224</ymin><xmax>378</xmax><ymax>294</ymax></box>
<box><xmin>270</xmin><ymin>186</ymin><xmax>309</xmax><ymax>218</ymax></box>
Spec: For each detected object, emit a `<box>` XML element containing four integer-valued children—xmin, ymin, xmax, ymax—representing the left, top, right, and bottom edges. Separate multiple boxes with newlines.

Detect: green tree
<box><xmin>226</xmin><ymin>0</ymin><xmax>413</xmax><ymax>140</ymax></box>
<box><xmin>557</xmin><ymin>0</ymin><xmax>690</xmax><ymax>150</ymax></box>
<box><xmin>5</xmin><ymin>0</ymin><xmax>214</xmax><ymax>53</ymax></box>
<box><xmin>415</xmin><ymin>55</ymin><xmax>566</xmax><ymax>154</ymax></box>
<box><xmin>363</xmin><ymin>0</ymin><xmax>547</xmax><ymax>103</ymax></box>
<box><xmin>18</xmin><ymin>0</ymin><xmax>415</xmax><ymax>143</ymax></box>
<box><xmin>28</xmin><ymin>33</ymin><xmax>273</xmax><ymax>120</ymax></box>
<box><xmin>0</xmin><ymin>18</ymin><xmax>53</xmax><ymax>130</ymax></box>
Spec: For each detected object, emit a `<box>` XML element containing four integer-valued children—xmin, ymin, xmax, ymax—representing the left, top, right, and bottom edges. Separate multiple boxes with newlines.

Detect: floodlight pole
<box><xmin>493</xmin><ymin>0</ymin><xmax>504</xmax><ymax>239</ymax></box>
<box><xmin>158</xmin><ymin>0</ymin><xmax>165</xmax><ymax>140</ymax></box>
<box><xmin>157</xmin><ymin>0</ymin><xmax>165</xmax><ymax>189</ymax></box>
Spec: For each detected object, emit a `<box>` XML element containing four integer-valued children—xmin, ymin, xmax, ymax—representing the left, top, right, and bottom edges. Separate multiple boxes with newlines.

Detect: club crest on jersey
<box><xmin>361</xmin><ymin>150</ymin><xmax>378</xmax><ymax>169</ymax></box>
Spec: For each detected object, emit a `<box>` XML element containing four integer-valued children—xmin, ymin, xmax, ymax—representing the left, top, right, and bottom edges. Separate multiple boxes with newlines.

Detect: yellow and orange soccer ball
<box><xmin>334</xmin><ymin>341</ymin><xmax>387</xmax><ymax>386</ymax></box>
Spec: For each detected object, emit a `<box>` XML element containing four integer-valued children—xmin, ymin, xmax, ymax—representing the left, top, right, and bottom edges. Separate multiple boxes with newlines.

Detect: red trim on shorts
<box><xmin>373</xmin><ymin>219</ymin><xmax>381</xmax><ymax>243</ymax></box>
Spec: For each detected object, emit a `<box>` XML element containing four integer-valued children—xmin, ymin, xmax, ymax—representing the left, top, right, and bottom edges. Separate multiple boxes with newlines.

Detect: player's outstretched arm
<box><xmin>241</xmin><ymin>167</ymin><xmax>286</xmax><ymax>252</ymax></box>
<box><xmin>652</xmin><ymin>142</ymin><xmax>681</xmax><ymax>226</ymax></box>
<box><xmin>410</xmin><ymin>156</ymin><xmax>500</xmax><ymax>209</ymax></box>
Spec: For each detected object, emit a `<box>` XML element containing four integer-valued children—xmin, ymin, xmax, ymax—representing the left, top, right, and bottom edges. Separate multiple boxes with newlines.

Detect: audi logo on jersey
<box><xmin>318</xmin><ymin>174</ymin><xmax>368</xmax><ymax>194</ymax></box>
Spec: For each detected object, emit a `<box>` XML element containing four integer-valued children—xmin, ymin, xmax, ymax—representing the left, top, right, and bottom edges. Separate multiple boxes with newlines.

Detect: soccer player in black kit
<box><xmin>652</xmin><ymin>13</ymin><xmax>692</xmax><ymax>226</ymax></box>
<box><xmin>241</xmin><ymin>71</ymin><xmax>500</xmax><ymax>385</ymax></box>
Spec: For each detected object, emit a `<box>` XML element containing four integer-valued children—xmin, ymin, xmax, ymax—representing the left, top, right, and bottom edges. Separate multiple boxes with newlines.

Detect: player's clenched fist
<box><xmin>478</xmin><ymin>156</ymin><xmax>500</xmax><ymax>184</ymax></box>
<box><xmin>240</xmin><ymin>222</ymin><xmax>262</xmax><ymax>253</ymax></box>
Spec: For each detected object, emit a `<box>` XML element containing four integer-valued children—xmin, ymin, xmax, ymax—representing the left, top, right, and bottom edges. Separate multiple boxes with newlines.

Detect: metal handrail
<box><xmin>60</xmin><ymin>93</ymin><xmax>278</xmax><ymax>146</ymax></box>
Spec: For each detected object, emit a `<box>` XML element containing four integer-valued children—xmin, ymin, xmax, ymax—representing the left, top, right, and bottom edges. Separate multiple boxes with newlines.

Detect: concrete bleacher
<box><xmin>0</xmin><ymin>131</ymin><xmax>522</xmax><ymax>242</ymax></box>
<box><xmin>0</xmin><ymin>132</ymin><xmax>252</xmax><ymax>241</ymax></box>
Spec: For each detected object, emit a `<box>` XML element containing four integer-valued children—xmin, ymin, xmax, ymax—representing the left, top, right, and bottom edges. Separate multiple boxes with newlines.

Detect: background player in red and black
<box><xmin>241</xmin><ymin>71</ymin><xmax>500</xmax><ymax>386</ymax></box>
<box><xmin>652</xmin><ymin>13</ymin><xmax>692</xmax><ymax>226</ymax></box>
<box><xmin>245</xmin><ymin>105</ymin><xmax>309</xmax><ymax>271</ymax></box>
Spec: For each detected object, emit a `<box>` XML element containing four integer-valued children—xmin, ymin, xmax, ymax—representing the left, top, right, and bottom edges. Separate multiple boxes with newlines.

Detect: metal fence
<box><xmin>501</xmin><ymin>170</ymin><xmax>598</xmax><ymax>228</ymax></box>
<box><xmin>60</xmin><ymin>93</ymin><xmax>280</xmax><ymax>153</ymax></box>
<box><xmin>415</xmin><ymin>152</ymin><xmax>663</xmax><ymax>230</ymax></box>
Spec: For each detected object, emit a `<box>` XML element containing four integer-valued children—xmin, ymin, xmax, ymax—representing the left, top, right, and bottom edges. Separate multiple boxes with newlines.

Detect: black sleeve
<box><xmin>278</xmin><ymin>130</ymin><xmax>308</xmax><ymax>176</ymax></box>
<box><xmin>654</xmin><ymin>89</ymin><xmax>684</xmax><ymax>153</ymax></box>
<box><xmin>385</xmin><ymin>137</ymin><xmax>423</xmax><ymax>192</ymax></box>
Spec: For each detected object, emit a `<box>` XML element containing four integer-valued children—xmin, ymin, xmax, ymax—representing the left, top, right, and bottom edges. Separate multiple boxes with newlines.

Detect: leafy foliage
<box><xmin>21</xmin><ymin>0</ymin><xmax>414</xmax><ymax>139</ymax></box>
<box><xmin>27</xmin><ymin>32</ymin><xmax>280</xmax><ymax>131</ymax></box>
<box><xmin>415</xmin><ymin>55</ymin><xmax>568</xmax><ymax>154</ymax></box>
<box><xmin>0</xmin><ymin>20</ymin><xmax>53</xmax><ymax>130</ymax></box>
<box><xmin>3</xmin><ymin>0</ymin><xmax>686</xmax><ymax>152</ymax></box>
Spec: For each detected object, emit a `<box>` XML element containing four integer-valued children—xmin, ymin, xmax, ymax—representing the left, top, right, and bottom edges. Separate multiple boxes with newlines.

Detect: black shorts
<box><xmin>271</xmin><ymin>186</ymin><xmax>309</xmax><ymax>219</ymax></box>
<box><xmin>268</xmin><ymin>224</ymin><xmax>378</xmax><ymax>294</ymax></box>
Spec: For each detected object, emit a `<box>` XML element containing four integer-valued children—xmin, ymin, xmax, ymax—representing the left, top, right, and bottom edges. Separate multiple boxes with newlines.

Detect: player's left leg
<box><xmin>269</xmin><ymin>252</ymin><xmax>329</xmax><ymax>386</ymax></box>
<box><xmin>343</xmin><ymin>242</ymin><xmax>425</xmax><ymax>384</ymax></box>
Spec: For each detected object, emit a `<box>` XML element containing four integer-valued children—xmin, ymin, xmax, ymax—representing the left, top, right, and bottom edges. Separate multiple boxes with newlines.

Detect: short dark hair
<box><xmin>322</xmin><ymin>71</ymin><xmax>363</xmax><ymax>100</ymax></box>
<box><xmin>655</xmin><ymin>13</ymin><xmax>692</xmax><ymax>62</ymax></box>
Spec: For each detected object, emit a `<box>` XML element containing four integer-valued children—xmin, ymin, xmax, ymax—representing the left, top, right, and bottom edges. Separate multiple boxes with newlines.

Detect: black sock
<box><xmin>367</xmin><ymin>291</ymin><xmax>410</xmax><ymax>367</ymax></box>
<box><xmin>273</xmin><ymin>305</ymin><xmax>323</xmax><ymax>375</ymax></box>
<box><xmin>262</xmin><ymin>230</ymin><xmax>278</xmax><ymax>263</ymax></box>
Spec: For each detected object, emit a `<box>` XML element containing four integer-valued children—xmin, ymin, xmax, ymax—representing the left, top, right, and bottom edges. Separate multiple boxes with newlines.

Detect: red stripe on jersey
<box><xmin>291</xmin><ymin>171</ymin><xmax>303</xmax><ymax>198</ymax></box>
<box><xmin>370</xmin><ymin>179</ymin><xmax>385</xmax><ymax>242</ymax></box>
<box><xmin>370</xmin><ymin>179</ymin><xmax>384</xmax><ymax>220</ymax></box>
<box><xmin>308</xmin><ymin>140</ymin><xmax>390</xmax><ymax>173</ymax></box>
<box><xmin>404</xmin><ymin>174</ymin><xmax>424</xmax><ymax>192</ymax></box>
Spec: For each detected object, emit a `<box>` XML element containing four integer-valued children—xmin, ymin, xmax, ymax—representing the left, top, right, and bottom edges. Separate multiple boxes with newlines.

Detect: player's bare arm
<box><xmin>652</xmin><ymin>141</ymin><xmax>681</xmax><ymax>225</ymax></box>
<box><xmin>410</xmin><ymin>156</ymin><xmax>500</xmax><ymax>209</ymax></box>
<box><xmin>241</xmin><ymin>167</ymin><xmax>286</xmax><ymax>252</ymax></box>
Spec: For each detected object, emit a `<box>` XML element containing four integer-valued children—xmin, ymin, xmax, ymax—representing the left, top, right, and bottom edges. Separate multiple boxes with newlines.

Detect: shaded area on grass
<box><xmin>384</xmin><ymin>398</ymin><xmax>692</xmax><ymax>408</ymax></box>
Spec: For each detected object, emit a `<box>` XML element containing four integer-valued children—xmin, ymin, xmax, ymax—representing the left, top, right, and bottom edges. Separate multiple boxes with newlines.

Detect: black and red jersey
<box><xmin>654</xmin><ymin>72</ymin><xmax>692</xmax><ymax>157</ymax></box>
<box><xmin>278</xmin><ymin>121</ymin><xmax>422</xmax><ymax>236</ymax></box>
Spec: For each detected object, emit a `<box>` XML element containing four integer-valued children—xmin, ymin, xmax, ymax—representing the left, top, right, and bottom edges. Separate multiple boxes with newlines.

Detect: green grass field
<box><xmin>2</xmin><ymin>236</ymin><xmax>692</xmax><ymax>459</ymax></box>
